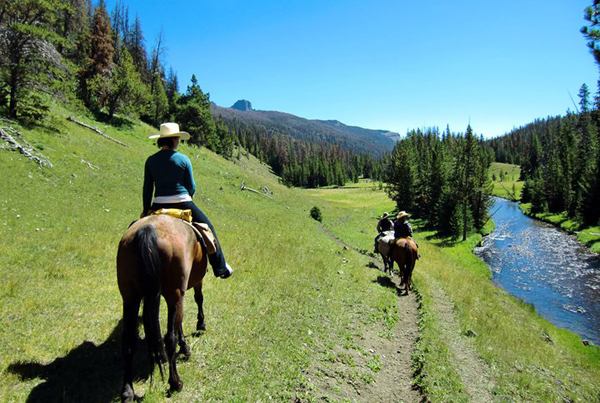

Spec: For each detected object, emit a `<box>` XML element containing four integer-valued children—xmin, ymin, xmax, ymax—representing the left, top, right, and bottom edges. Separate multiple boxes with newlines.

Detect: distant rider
<box><xmin>388</xmin><ymin>211</ymin><xmax>416</xmax><ymax>257</ymax></box>
<box><xmin>393</xmin><ymin>211</ymin><xmax>413</xmax><ymax>238</ymax></box>
<box><xmin>374</xmin><ymin>212</ymin><xmax>393</xmax><ymax>254</ymax></box>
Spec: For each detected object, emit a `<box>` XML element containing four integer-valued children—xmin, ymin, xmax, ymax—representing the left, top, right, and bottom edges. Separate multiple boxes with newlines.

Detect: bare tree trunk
<box><xmin>8</xmin><ymin>67</ymin><xmax>19</xmax><ymax>118</ymax></box>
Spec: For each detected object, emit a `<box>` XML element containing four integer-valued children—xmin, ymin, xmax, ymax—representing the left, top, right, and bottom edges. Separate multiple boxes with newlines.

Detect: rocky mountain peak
<box><xmin>231</xmin><ymin>99</ymin><xmax>253</xmax><ymax>111</ymax></box>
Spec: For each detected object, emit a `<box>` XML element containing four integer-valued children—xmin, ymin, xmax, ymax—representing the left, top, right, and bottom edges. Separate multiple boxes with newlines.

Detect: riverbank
<box><xmin>308</xmin><ymin>185</ymin><xmax>600</xmax><ymax>401</ymax></box>
<box><xmin>489</xmin><ymin>163</ymin><xmax>600</xmax><ymax>254</ymax></box>
<box><xmin>518</xmin><ymin>203</ymin><xmax>600</xmax><ymax>253</ymax></box>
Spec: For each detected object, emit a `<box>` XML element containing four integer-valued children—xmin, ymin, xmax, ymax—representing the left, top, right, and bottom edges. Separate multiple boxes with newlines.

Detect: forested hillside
<box><xmin>211</xmin><ymin>102</ymin><xmax>400</xmax><ymax>156</ymax></box>
<box><xmin>486</xmin><ymin>3</ymin><xmax>600</xmax><ymax>228</ymax></box>
<box><xmin>0</xmin><ymin>0</ymin><xmax>392</xmax><ymax>188</ymax></box>
<box><xmin>387</xmin><ymin>126</ymin><xmax>493</xmax><ymax>240</ymax></box>
<box><xmin>488</xmin><ymin>85</ymin><xmax>600</xmax><ymax>226</ymax></box>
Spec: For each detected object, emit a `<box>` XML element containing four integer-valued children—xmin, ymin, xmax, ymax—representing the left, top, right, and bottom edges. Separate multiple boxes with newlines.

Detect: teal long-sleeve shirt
<box><xmin>143</xmin><ymin>150</ymin><xmax>196</xmax><ymax>212</ymax></box>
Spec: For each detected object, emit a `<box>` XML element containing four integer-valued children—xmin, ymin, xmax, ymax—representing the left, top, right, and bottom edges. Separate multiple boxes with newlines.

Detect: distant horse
<box><xmin>389</xmin><ymin>238</ymin><xmax>418</xmax><ymax>295</ymax></box>
<box><xmin>116</xmin><ymin>214</ymin><xmax>208</xmax><ymax>402</ymax></box>
<box><xmin>375</xmin><ymin>231</ymin><xmax>395</xmax><ymax>274</ymax></box>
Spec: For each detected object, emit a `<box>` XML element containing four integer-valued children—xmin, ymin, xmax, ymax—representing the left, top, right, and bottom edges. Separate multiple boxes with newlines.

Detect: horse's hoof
<box><xmin>121</xmin><ymin>384</ymin><xmax>134</xmax><ymax>402</ymax></box>
<box><xmin>178</xmin><ymin>345</ymin><xmax>191</xmax><ymax>360</ymax></box>
<box><xmin>169</xmin><ymin>380</ymin><xmax>183</xmax><ymax>393</ymax></box>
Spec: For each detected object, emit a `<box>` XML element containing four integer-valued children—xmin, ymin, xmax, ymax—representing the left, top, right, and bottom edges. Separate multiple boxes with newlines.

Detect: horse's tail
<box><xmin>404</xmin><ymin>240</ymin><xmax>416</xmax><ymax>270</ymax></box>
<box><xmin>404</xmin><ymin>241</ymin><xmax>411</xmax><ymax>262</ymax></box>
<box><xmin>135</xmin><ymin>224</ymin><xmax>166</xmax><ymax>379</ymax></box>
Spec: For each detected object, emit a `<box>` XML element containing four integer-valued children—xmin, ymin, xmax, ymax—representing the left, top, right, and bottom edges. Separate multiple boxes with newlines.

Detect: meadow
<box><xmin>308</xmin><ymin>184</ymin><xmax>600</xmax><ymax>401</ymax></box>
<box><xmin>0</xmin><ymin>106</ymin><xmax>398</xmax><ymax>401</ymax></box>
<box><xmin>490</xmin><ymin>162</ymin><xmax>523</xmax><ymax>201</ymax></box>
<box><xmin>1</xmin><ymin>108</ymin><xmax>599</xmax><ymax>401</ymax></box>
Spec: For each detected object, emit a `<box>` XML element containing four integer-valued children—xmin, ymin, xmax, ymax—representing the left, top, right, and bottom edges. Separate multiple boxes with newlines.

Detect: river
<box><xmin>474</xmin><ymin>197</ymin><xmax>600</xmax><ymax>345</ymax></box>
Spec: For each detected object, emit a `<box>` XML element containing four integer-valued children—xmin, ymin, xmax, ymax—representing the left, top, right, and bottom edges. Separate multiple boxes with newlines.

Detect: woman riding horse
<box><xmin>118</xmin><ymin>122</ymin><xmax>233</xmax><ymax>401</ymax></box>
<box><xmin>143</xmin><ymin>122</ymin><xmax>233</xmax><ymax>279</ymax></box>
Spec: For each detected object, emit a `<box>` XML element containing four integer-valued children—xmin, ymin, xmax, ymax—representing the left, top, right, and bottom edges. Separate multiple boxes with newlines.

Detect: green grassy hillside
<box><xmin>0</xmin><ymin>106</ymin><xmax>399</xmax><ymax>401</ymax></box>
<box><xmin>490</xmin><ymin>162</ymin><xmax>523</xmax><ymax>201</ymax></box>
<box><xmin>1</xmin><ymin>107</ymin><xmax>599</xmax><ymax>402</ymax></box>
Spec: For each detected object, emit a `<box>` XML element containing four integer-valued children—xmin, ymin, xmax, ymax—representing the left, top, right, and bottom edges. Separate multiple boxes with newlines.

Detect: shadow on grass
<box><xmin>373</xmin><ymin>275</ymin><xmax>403</xmax><ymax>296</ymax></box>
<box><xmin>7</xmin><ymin>319</ymin><xmax>151</xmax><ymax>403</ymax></box>
<box><xmin>424</xmin><ymin>232</ymin><xmax>460</xmax><ymax>248</ymax></box>
<box><xmin>92</xmin><ymin>111</ymin><xmax>135</xmax><ymax>129</ymax></box>
<box><xmin>585</xmin><ymin>239</ymin><xmax>600</xmax><ymax>252</ymax></box>
<box><xmin>366</xmin><ymin>261</ymin><xmax>380</xmax><ymax>270</ymax></box>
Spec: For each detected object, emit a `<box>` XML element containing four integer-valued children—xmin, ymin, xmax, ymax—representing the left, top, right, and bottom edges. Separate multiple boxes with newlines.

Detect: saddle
<box><xmin>389</xmin><ymin>235</ymin><xmax>412</xmax><ymax>244</ymax></box>
<box><xmin>151</xmin><ymin>208</ymin><xmax>217</xmax><ymax>254</ymax></box>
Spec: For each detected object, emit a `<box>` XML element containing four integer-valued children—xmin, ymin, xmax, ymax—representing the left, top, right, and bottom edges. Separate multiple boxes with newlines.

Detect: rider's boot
<box><xmin>208</xmin><ymin>251</ymin><xmax>233</xmax><ymax>279</ymax></box>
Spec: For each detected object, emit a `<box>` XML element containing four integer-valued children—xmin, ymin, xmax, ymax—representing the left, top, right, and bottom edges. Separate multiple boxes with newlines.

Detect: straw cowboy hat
<box><xmin>396</xmin><ymin>211</ymin><xmax>410</xmax><ymax>220</ymax></box>
<box><xmin>382</xmin><ymin>212</ymin><xmax>390</xmax><ymax>219</ymax></box>
<box><xmin>149</xmin><ymin>122</ymin><xmax>190</xmax><ymax>141</ymax></box>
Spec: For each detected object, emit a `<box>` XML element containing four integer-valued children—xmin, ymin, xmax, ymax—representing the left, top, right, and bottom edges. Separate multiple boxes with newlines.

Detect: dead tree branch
<box><xmin>0</xmin><ymin>127</ymin><xmax>52</xmax><ymax>168</ymax></box>
<box><xmin>67</xmin><ymin>116</ymin><xmax>129</xmax><ymax>147</ymax></box>
<box><xmin>240</xmin><ymin>181</ymin><xmax>274</xmax><ymax>199</ymax></box>
<box><xmin>498</xmin><ymin>181</ymin><xmax>517</xmax><ymax>201</ymax></box>
<box><xmin>81</xmin><ymin>158</ymin><xmax>100</xmax><ymax>169</ymax></box>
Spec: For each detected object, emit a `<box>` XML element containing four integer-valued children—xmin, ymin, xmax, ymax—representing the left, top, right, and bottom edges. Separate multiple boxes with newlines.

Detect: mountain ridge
<box><xmin>211</xmin><ymin>101</ymin><xmax>400</xmax><ymax>156</ymax></box>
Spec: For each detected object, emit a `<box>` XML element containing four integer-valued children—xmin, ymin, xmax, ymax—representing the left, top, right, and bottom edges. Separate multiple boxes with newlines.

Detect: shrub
<box><xmin>310</xmin><ymin>206</ymin><xmax>322</xmax><ymax>222</ymax></box>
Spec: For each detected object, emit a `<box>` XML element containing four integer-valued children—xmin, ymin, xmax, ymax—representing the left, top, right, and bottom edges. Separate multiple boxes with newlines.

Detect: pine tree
<box><xmin>80</xmin><ymin>1</ymin><xmax>113</xmax><ymax>108</ymax></box>
<box><xmin>0</xmin><ymin>0</ymin><xmax>63</xmax><ymax>118</ymax></box>
<box><xmin>581</xmin><ymin>1</ymin><xmax>600</xmax><ymax>65</ymax></box>
<box><xmin>460</xmin><ymin>126</ymin><xmax>477</xmax><ymax>240</ymax></box>
<box><xmin>176</xmin><ymin>75</ymin><xmax>217</xmax><ymax>149</ymax></box>
<box><xmin>579</xmin><ymin>83</ymin><xmax>591</xmax><ymax>113</ymax></box>
<box><xmin>91</xmin><ymin>48</ymin><xmax>148</xmax><ymax>119</ymax></box>
<box><xmin>127</xmin><ymin>14</ymin><xmax>148</xmax><ymax>81</ymax></box>
<box><xmin>575</xmin><ymin>107</ymin><xmax>599</xmax><ymax>223</ymax></box>
<box><xmin>386</xmin><ymin>141</ymin><xmax>415</xmax><ymax>212</ymax></box>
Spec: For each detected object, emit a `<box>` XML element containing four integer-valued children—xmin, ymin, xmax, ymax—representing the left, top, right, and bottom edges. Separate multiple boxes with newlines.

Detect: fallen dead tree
<box><xmin>67</xmin><ymin>116</ymin><xmax>129</xmax><ymax>147</ymax></box>
<box><xmin>80</xmin><ymin>158</ymin><xmax>100</xmax><ymax>170</ymax></box>
<box><xmin>240</xmin><ymin>180</ymin><xmax>274</xmax><ymax>199</ymax></box>
<box><xmin>0</xmin><ymin>127</ymin><xmax>52</xmax><ymax>168</ymax></box>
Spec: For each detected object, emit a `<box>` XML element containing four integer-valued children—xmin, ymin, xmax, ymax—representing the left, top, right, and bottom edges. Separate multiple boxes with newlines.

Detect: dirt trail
<box><xmin>419</xmin><ymin>272</ymin><xmax>494</xmax><ymax>401</ymax></box>
<box><xmin>314</xmin><ymin>226</ymin><xmax>422</xmax><ymax>402</ymax></box>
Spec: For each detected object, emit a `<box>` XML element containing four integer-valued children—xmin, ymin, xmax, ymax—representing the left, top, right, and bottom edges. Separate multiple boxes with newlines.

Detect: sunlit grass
<box><xmin>0</xmin><ymin>104</ymin><xmax>397</xmax><ymax>401</ymax></box>
<box><xmin>2</xmin><ymin>105</ymin><xmax>598</xmax><ymax>402</ymax></box>
<box><xmin>490</xmin><ymin>162</ymin><xmax>523</xmax><ymax>201</ymax></box>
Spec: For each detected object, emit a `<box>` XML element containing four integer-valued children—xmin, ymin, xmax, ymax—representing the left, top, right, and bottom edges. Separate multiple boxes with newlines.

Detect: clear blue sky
<box><xmin>106</xmin><ymin>0</ymin><xmax>598</xmax><ymax>137</ymax></box>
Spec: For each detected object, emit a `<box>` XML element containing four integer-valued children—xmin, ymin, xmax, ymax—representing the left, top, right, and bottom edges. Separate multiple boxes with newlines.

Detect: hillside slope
<box><xmin>0</xmin><ymin>106</ymin><xmax>403</xmax><ymax>401</ymax></box>
<box><xmin>1</xmin><ymin>106</ymin><xmax>599</xmax><ymax>402</ymax></box>
<box><xmin>211</xmin><ymin>102</ymin><xmax>400</xmax><ymax>156</ymax></box>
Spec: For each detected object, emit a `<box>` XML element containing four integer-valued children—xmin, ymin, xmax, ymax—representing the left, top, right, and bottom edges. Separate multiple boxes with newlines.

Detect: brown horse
<box><xmin>389</xmin><ymin>238</ymin><xmax>418</xmax><ymax>295</ymax></box>
<box><xmin>116</xmin><ymin>214</ymin><xmax>208</xmax><ymax>402</ymax></box>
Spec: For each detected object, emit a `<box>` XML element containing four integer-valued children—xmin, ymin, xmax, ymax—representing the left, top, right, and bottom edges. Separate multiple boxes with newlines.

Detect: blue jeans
<box><xmin>151</xmin><ymin>201</ymin><xmax>227</xmax><ymax>276</ymax></box>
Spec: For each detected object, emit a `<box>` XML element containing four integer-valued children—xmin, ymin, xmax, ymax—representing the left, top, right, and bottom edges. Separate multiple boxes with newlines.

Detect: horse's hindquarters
<box><xmin>377</xmin><ymin>233</ymin><xmax>395</xmax><ymax>256</ymax></box>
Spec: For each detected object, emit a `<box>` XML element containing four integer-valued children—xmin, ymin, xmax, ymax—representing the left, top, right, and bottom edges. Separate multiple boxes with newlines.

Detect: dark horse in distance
<box><xmin>389</xmin><ymin>238</ymin><xmax>418</xmax><ymax>295</ymax></box>
<box><xmin>116</xmin><ymin>214</ymin><xmax>208</xmax><ymax>402</ymax></box>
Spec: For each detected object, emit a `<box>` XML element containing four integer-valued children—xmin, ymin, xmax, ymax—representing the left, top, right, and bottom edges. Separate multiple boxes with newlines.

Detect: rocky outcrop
<box><xmin>231</xmin><ymin>100</ymin><xmax>253</xmax><ymax>111</ymax></box>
